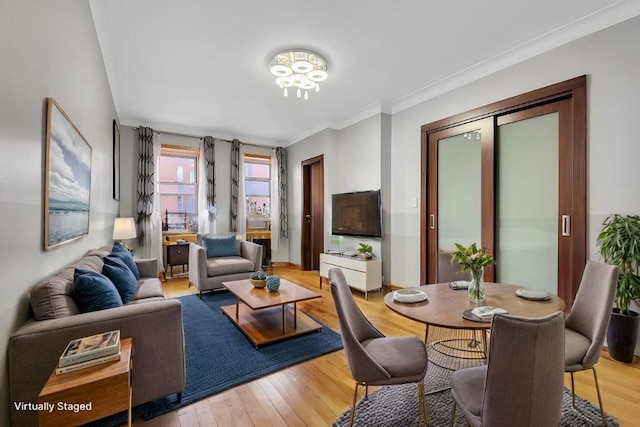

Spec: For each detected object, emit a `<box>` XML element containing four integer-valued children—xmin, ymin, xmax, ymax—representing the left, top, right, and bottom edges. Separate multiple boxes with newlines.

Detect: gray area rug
<box><xmin>333</xmin><ymin>363</ymin><xmax>619</xmax><ymax>426</ymax></box>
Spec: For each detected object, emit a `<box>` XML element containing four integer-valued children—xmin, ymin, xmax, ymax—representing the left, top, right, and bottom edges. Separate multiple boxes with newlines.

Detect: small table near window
<box><xmin>162</xmin><ymin>233</ymin><xmax>196</xmax><ymax>280</ymax></box>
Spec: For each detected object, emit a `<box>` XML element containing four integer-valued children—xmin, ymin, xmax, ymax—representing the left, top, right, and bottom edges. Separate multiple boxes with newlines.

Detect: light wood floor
<box><xmin>136</xmin><ymin>266</ymin><xmax>640</xmax><ymax>426</ymax></box>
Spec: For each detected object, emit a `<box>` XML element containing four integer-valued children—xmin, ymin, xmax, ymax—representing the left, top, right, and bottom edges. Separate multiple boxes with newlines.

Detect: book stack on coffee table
<box><xmin>56</xmin><ymin>330</ymin><xmax>121</xmax><ymax>375</ymax></box>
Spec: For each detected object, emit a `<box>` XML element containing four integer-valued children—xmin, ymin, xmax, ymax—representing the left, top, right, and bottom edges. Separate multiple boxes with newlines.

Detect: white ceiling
<box><xmin>89</xmin><ymin>0</ymin><xmax>640</xmax><ymax>146</ymax></box>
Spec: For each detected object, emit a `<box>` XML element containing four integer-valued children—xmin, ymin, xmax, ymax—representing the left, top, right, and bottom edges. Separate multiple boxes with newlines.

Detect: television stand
<box><xmin>319</xmin><ymin>253</ymin><xmax>382</xmax><ymax>300</ymax></box>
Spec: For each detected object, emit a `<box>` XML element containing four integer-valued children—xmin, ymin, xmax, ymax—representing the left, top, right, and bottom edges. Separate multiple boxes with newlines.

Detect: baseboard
<box><xmin>272</xmin><ymin>262</ymin><xmax>302</xmax><ymax>270</ymax></box>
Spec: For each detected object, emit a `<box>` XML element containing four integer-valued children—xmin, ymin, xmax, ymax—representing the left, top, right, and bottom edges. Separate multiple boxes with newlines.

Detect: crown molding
<box><xmin>391</xmin><ymin>0</ymin><xmax>640</xmax><ymax>114</ymax></box>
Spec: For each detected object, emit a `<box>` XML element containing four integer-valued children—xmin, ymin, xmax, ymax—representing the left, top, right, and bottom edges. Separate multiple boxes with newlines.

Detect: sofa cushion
<box><xmin>30</xmin><ymin>266</ymin><xmax>80</xmax><ymax>320</ymax></box>
<box><xmin>128</xmin><ymin>277</ymin><xmax>165</xmax><ymax>301</ymax></box>
<box><xmin>206</xmin><ymin>256</ymin><xmax>255</xmax><ymax>276</ymax></box>
<box><xmin>72</xmin><ymin>269</ymin><xmax>123</xmax><ymax>313</ymax></box>
<box><xmin>29</xmin><ymin>253</ymin><xmax>105</xmax><ymax>320</ymax></box>
<box><xmin>111</xmin><ymin>242</ymin><xmax>140</xmax><ymax>279</ymax></box>
<box><xmin>102</xmin><ymin>255</ymin><xmax>138</xmax><ymax>303</ymax></box>
<box><xmin>203</xmin><ymin>235</ymin><xmax>239</xmax><ymax>258</ymax></box>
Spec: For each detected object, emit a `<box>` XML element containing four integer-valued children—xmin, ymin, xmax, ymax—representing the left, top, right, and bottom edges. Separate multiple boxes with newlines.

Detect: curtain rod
<box><xmin>134</xmin><ymin>127</ymin><xmax>279</xmax><ymax>150</ymax></box>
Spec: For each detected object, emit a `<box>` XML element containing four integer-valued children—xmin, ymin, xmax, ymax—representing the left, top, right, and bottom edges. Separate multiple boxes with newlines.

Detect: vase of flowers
<box><xmin>451</xmin><ymin>242</ymin><xmax>495</xmax><ymax>303</ymax></box>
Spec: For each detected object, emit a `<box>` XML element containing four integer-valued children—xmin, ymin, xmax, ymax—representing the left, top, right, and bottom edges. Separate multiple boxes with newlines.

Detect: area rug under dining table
<box><xmin>333</xmin><ymin>362</ymin><xmax>619</xmax><ymax>426</ymax></box>
<box><xmin>91</xmin><ymin>291</ymin><xmax>343</xmax><ymax>425</ymax></box>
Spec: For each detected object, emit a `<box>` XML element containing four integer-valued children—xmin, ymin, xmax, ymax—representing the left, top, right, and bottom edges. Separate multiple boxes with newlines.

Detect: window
<box><xmin>244</xmin><ymin>155</ymin><xmax>271</xmax><ymax>229</ymax></box>
<box><xmin>159</xmin><ymin>146</ymin><xmax>198</xmax><ymax>231</ymax></box>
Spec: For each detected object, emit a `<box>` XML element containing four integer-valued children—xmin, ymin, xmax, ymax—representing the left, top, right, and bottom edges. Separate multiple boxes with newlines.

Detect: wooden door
<box><xmin>302</xmin><ymin>155</ymin><xmax>324</xmax><ymax>270</ymax></box>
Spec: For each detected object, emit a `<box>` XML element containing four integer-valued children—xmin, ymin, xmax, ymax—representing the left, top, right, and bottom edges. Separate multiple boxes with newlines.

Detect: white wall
<box><xmin>0</xmin><ymin>0</ymin><xmax>118</xmax><ymax>423</ymax></box>
<box><xmin>389</xmin><ymin>14</ymin><xmax>640</xmax><ymax>289</ymax></box>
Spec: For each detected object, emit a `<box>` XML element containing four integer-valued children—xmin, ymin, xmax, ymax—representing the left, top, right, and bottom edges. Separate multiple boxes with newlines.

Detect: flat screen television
<box><xmin>331</xmin><ymin>190</ymin><xmax>382</xmax><ymax>238</ymax></box>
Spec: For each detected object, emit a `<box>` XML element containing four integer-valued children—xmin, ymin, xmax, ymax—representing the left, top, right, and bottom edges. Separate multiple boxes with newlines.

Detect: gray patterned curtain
<box><xmin>230</xmin><ymin>139</ymin><xmax>240</xmax><ymax>232</ymax></box>
<box><xmin>203</xmin><ymin>136</ymin><xmax>216</xmax><ymax>215</ymax></box>
<box><xmin>276</xmin><ymin>147</ymin><xmax>288</xmax><ymax>238</ymax></box>
<box><xmin>137</xmin><ymin>127</ymin><xmax>154</xmax><ymax>244</ymax></box>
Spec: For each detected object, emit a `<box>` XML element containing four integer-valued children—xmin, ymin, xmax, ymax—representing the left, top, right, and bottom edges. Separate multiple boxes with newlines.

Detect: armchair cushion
<box><xmin>72</xmin><ymin>269</ymin><xmax>123</xmax><ymax>313</ymax></box>
<box><xmin>206</xmin><ymin>256</ymin><xmax>255</xmax><ymax>276</ymax></box>
<box><xmin>203</xmin><ymin>235</ymin><xmax>239</xmax><ymax>258</ymax></box>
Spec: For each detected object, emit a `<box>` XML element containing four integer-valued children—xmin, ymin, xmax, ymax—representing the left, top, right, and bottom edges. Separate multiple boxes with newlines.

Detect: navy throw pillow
<box><xmin>203</xmin><ymin>235</ymin><xmax>239</xmax><ymax>258</ymax></box>
<box><xmin>111</xmin><ymin>243</ymin><xmax>140</xmax><ymax>279</ymax></box>
<box><xmin>102</xmin><ymin>255</ymin><xmax>138</xmax><ymax>304</ymax></box>
<box><xmin>73</xmin><ymin>269</ymin><xmax>123</xmax><ymax>313</ymax></box>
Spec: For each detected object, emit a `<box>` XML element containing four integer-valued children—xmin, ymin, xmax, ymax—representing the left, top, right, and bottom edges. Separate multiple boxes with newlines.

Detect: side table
<box><xmin>38</xmin><ymin>337</ymin><xmax>133</xmax><ymax>427</ymax></box>
<box><xmin>163</xmin><ymin>242</ymin><xmax>189</xmax><ymax>280</ymax></box>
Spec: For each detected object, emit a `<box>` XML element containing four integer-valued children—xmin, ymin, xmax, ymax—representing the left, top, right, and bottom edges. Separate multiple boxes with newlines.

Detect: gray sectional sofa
<box><xmin>9</xmin><ymin>246</ymin><xmax>185</xmax><ymax>427</ymax></box>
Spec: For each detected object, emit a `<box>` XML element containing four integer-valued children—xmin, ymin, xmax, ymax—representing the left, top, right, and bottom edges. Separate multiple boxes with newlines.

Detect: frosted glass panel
<box><xmin>438</xmin><ymin>131</ymin><xmax>481</xmax><ymax>281</ymax></box>
<box><xmin>496</xmin><ymin>113</ymin><xmax>558</xmax><ymax>293</ymax></box>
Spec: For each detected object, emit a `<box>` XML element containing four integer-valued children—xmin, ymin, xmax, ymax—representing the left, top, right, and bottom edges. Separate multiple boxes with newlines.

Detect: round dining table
<box><xmin>384</xmin><ymin>282</ymin><xmax>565</xmax><ymax>371</ymax></box>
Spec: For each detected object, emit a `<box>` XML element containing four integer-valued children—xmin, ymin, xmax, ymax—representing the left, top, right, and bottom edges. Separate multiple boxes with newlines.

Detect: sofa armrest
<box><xmin>240</xmin><ymin>240</ymin><xmax>264</xmax><ymax>271</ymax></box>
<box><xmin>135</xmin><ymin>257</ymin><xmax>158</xmax><ymax>278</ymax></box>
<box><xmin>188</xmin><ymin>243</ymin><xmax>208</xmax><ymax>290</ymax></box>
<box><xmin>9</xmin><ymin>300</ymin><xmax>185</xmax><ymax>427</ymax></box>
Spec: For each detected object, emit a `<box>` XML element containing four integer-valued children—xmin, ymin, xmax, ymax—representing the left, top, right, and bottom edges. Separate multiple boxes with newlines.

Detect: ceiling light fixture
<box><xmin>269</xmin><ymin>49</ymin><xmax>328</xmax><ymax>100</ymax></box>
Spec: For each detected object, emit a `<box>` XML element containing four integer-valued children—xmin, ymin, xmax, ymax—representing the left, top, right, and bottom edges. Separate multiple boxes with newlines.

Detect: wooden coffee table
<box><xmin>221</xmin><ymin>279</ymin><xmax>322</xmax><ymax>347</ymax></box>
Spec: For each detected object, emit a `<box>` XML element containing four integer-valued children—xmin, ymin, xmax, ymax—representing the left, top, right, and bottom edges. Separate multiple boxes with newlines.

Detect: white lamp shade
<box><xmin>113</xmin><ymin>217</ymin><xmax>137</xmax><ymax>240</ymax></box>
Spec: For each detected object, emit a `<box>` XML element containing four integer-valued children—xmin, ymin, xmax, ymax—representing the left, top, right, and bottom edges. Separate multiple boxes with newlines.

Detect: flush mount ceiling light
<box><xmin>269</xmin><ymin>49</ymin><xmax>328</xmax><ymax>100</ymax></box>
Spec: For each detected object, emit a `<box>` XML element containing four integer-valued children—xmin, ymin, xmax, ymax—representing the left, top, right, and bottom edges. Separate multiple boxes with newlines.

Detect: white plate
<box><xmin>516</xmin><ymin>288</ymin><xmax>551</xmax><ymax>301</ymax></box>
<box><xmin>393</xmin><ymin>288</ymin><xmax>428</xmax><ymax>303</ymax></box>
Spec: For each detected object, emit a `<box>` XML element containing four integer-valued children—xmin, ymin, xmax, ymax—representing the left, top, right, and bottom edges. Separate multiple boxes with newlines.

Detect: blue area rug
<box><xmin>91</xmin><ymin>291</ymin><xmax>343</xmax><ymax>425</ymax></box>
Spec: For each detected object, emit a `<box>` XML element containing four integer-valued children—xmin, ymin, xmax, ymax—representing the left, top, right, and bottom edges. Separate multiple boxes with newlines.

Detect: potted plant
<box><xmin>357</xmin><ymin>243</ymin><xmax>373</xmax><ymax>259</ymax></box>
<box><xmin>597</xmin><ymin>214</ymin><xmax>640</xmax><ymax>363</ymax></box>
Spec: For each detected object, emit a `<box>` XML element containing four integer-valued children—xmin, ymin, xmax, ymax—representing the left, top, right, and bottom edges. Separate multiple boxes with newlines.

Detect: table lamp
<box><xmin>113</xmin><ymin>217</ymin><xmax>137</xmax><ymax>252</ymax></box>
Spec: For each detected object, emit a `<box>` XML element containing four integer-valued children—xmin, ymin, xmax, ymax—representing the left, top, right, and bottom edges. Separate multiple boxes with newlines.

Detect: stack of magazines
<box><xmin>56</xmin><ymin>330</ymin><xmax>121</xmax><ymax>375</ymax></box>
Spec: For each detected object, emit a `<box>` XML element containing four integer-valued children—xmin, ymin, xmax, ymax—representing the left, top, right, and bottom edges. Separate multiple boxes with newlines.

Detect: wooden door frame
<box><xmin>420</xmin><ymin>76</ymin><xmax>586</xmax><ymax>307</ymax></box>
<box><xmin>301</xmin><ymin>155</ymin><xmax>324</xmax><ymax>270</ymax></box>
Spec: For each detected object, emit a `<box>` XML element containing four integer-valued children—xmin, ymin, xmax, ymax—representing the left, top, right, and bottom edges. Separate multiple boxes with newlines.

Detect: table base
<box><xmin>221</xmin><ymin>304</ymin><xmax>322</xmax><ymax>348</ymax></box>
<box><xmin>427</xmin><ymin>327</ymin><xmax>488</xmax><ymax>371</ymax></box>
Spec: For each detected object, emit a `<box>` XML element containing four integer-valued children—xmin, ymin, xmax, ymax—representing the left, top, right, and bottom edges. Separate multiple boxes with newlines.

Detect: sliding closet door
<box><xmin>426</xmin><ymin>118</ymin><xmax>493</xmax><ymax>284</ymax></box>
<box><xmin>495</xmin><ymin>107</ymin><xmax>560</xmax><ymax>292</ymax></box>
<box><xmin>421</xmin><ymin>76</ymin><xmax>585</xmax><ymax>307</ymax></box>
<box><xmin>495</xmin><ymin>99</ymin><xmax>579</xmax><ymax>302</ymax></box>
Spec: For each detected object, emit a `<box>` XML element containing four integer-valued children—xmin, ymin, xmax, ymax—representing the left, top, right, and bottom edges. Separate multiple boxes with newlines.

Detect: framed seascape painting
<box><xmin>44</xmin><ymin>98</ymin><xmax>92</xmax><ymax>250</ymax></box>
<box><xmin>113</xmin><ymin>119</ymin><xmax>120</xmax><ymax>200</ymax></box>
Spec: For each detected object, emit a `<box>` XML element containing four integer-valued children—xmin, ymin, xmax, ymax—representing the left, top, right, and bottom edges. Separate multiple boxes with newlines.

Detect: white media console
<box><xmin>319</xmin><ymin>253</ymin><xmax>382</xmax><ymax>300</ymax></box>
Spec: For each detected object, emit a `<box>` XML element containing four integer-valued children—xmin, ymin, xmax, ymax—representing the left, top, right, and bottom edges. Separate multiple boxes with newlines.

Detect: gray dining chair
<box><xmin>565</xmin><ymin>260</ymin><xmax>619</xmax><ymax>426</ymax></box>
<box><xmin>329</xmin><ymin>268</ymin><xmax>429</xmax><ymax>427</ymax></box>
<box><xmin>450</xmin><ymin>312</ymin><xmax>565</xmax><ymax>427</ymax></box>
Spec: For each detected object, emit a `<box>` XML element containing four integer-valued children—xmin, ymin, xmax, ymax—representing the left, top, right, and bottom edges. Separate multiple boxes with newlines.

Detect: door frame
<box><xmin>301</xmin><ymin>155</ymin><xmax>324</xmax><ymax>270</ymax></box>
<box><xmin>420</xmin><ymin>76</ymin><xmax>586</xmax><ymax>307</ymax></box>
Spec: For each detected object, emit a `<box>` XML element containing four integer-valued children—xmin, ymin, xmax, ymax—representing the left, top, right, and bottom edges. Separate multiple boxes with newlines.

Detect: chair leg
<box><xmin>417</xmin><ymin>380</ymin><xmax>429</xmax><ymax>427</ymax></box>
<box><xmin>591</xmin><ymin>367</ymin><xmax>606</xmax><ymax>426</ymax></box>
<box><xmin>570</xmin><ymin>371</ymin><xmax>576</xmax><ymax>407</ymax></box>
<box><xmin>349</xmin><ymin>381</ymin><xmax>360</xmax><ymax>427</ymax></box>
<box><xmin>450</xmin><ymin>402</ymin><xmax>456</xmax><ymax>427</ymax></box>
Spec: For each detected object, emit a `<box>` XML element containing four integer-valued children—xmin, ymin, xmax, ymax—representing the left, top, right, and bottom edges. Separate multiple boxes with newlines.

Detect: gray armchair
<box><xmin>565</xmin><ymin>260</ymin><xmax>618</xmax><ymax>425</ymax></box>
<box><xmin>329</xmin><ymin>268</ymin><xmax>429</xmax><ymax>427</ymax></box>
<box><xmin>450</xmin><ymin>312</ymin><xmax>565</xmax><ymax>427</ymax></box>
<box><xmin>188</xmin><ymin>237</ymin><xmax>263</xmax><ymax>297</ymax></box>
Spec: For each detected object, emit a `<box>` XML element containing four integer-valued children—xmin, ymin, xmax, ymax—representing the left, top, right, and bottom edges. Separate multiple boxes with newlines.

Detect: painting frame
<box><xmin>44</xmin><ymin>98</ymin><xmax>92</xmax><ymax>250</ymax></box>
<box><xmin>113</xmin><ymin>119</ymin><xmax>120</xmax><ymax>200</ymax></box>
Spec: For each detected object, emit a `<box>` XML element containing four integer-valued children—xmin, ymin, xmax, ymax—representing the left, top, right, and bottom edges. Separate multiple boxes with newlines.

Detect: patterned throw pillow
<box><xmin>72</xmin><ymin>269</ymin><xmax>123</xmax><ymax>313</ymax></box>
